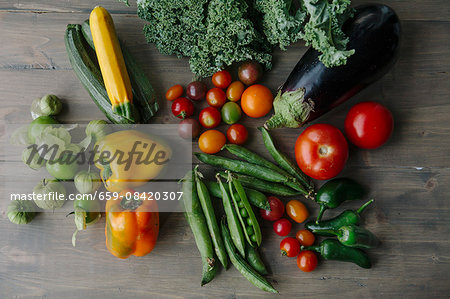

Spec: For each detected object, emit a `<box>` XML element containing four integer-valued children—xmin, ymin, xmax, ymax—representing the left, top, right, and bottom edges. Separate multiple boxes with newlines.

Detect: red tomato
<box><xmin>296</xmin><ymin>229</ymin><xmax>315</xmax><ymax>246</ymax></box>
<box><xmin>212</xmin><ymin>70</ymin><xmax>232</xmax><ymax>89</ymax></box>
<box><xmin>199</xmin><ymin>107</ymin><xmax>221</xmax><ymax>129</ymax></box>
<box><xmin>295</xmin><ymin>124</ymin><xmax>348</xmax><ymax>180</ymax></box>
<box><xmin>273</xmin><ymin>218</ymin><xmax>292</xmax><ymax>236</ymax></box>
<box><xmin>260</xmin><ymin>196</ymin><xmax>284</xmax><ymax>221</ymax></box>
<box><xmin>297</xmin><ymin>250</ymin><xmax>318</xmax><ymax>272</ymax></box>
<box><xmin>166</xmin><ymin>84</ymin><xmax>183</xmax><ymax>101</ymax></box>
<box><xmin>198</xmin><ymin>130</ymin><xmax>226</xmax><ymax>154</ymax></box>
<box><xmin>280</xmin><ymin>237</ymin><xmax>301</xmax><ymax>258</ymax></box>
<box><xmin>286</xmin><ymin>200</ymin><xmax>309</xmax><ymax>223</ymax></box>
<box><xmin>171</xmin><ymin>97</ymin><xmax>194</xmax><ymax>119</ymax></box>
<box><xmin>345</xmin><ymin>101</ymin><xmax>394</xmax><ymax>149</ymax></box>
<box><xmin>206</xmin><ymin>88</ymin><xmax>227</xmax><ymax>108</ymax></box>
<box><xmin>226</xmin><ymin>124</ymin><xmax>248</xmax><ymax>145</ymax></box>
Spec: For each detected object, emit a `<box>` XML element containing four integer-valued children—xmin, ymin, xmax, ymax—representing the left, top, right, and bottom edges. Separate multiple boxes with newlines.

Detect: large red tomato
<box><xmin>295</xmin><ymin>124</ymin><xmax>348</xmax><ymax>180</ymax></box>
<box><xmin>344</xmin><ymin>101</ymin><xmax>394</xmax><ymax>149</ymax></box>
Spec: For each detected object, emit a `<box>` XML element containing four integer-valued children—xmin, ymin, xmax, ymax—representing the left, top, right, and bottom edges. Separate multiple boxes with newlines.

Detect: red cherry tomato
<box><xmin>166</xmin><ymin>84</ymin><xmax>183</xmax><ymax>101</ymax></box>
<box><xmin>273</xmin><ymin>218</ymin><xmax>292</xmax><ymax>236</ymax></box>
<box><xmin>226</xmin><ymin>124</ymin><xmax>248</xmax><ymax>145</ymax></box>
<box><xmin>297</xmin><ymin>250</ymin><xmax>318</xmax><ymax>272</ymax></box>
<box><xmin>345</xmin><ymin>101</ymin><xmax>394</xmax><ymax>149</ymax></box>
<box><xmin>206</xmin><ymin>88</ymin><xmax>227</xmax><ymax>108</ymax></box>
<box><xmin>280</xmin><ymin>237</ymin><xmax>301</xmax><ymax>258</ymax></box>
<box><xmin>296</xmin><ymin>229</ymin><xmax>315</xmax><ymax>246</ymax></box>
<box><xmin>295</xmin><ymin>124</ymin><xmax>348</xmax><ymax>180</ymax></box>
<box><xmin>171</xmin><ymin>97</ymin><xmax>194</xmax><ymax>119</ymax></box>
<box><xmin>260</xmin><ymin>196</ymin><xmax>284</xmax><ymax>221</ymax></box>
<box><xmin>199</xmin><ymin>107</ymin><xmax>221</xmax><ymax>129</ymax></box>
<box><xmin>212</xmin><ymin>70</ymin><xmax>232</xmax><ymax>89</ymax></box>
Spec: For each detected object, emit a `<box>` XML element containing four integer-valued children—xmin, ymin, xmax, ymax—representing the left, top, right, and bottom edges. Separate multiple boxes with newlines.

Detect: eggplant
<box><xmin>265</xmin><ymin>4</ymin><xmax>401</xmax><ymax>129</ymax></box>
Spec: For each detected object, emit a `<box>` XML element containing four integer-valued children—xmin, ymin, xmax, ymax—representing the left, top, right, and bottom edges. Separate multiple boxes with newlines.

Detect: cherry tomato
<box><xmin>206</xmin><ymin>88</ymin><xmax>227</xmax><ymax>108</ymax></box>
<box><xmin>297</xmin><ymin>250</ymin><xmax>318</xmax><ymax>272</ymax></box>
<box><xmin>226</xmin><ymin>81</ymin><xmax>245</xmax><ymax>102</ymax></box>
<box><xmin>171</xmin><ymin>97</ymin><xmax>194</xmax><ymax>119</ymax></box>
<box><xmin>226</xmin><ymin>124</ymin><xmax>248</xmax><ymax>145</ymax></box>
<box><xmin>260</xmin><ymin>196</ymin><xmax>284</xmax><ymax>221</ymax></box>
<box><xmin>296</xmin><ymin>229</ymin><xmax>315</xmax><ymax>246</ymax></box>
<box><xmin>178</xmin><ymin>118</ymin><xmax>200</xmax><ymax>139</ymax></box>
<box><xmin>273</xmin><ymin>218</ymin><xmax>292</xmax><ymax>236</ymax></box>
<box><xmin>198</xmin><ymin>130</ymin><xmax>226</xmax><ymax>154</ymax></box>
<box><xmin>166</xmin><ymin>84</ymin><xmax>183</xmax><ymax>101</ymax></box>
<box><xmin>286</xmin><ymin>200</ymin><xmax>309</xmax><ymax>223</ymax></box>
<box><xmin>345</xmin><ymin>101</ymin><xmax>394</xmax><ymax>149</ymax></box>
<box><xmin>295</xmin><ymin>124</ymin><xmax>348</xmax><ymax>180</ymax></box>
<box><xmin>280</xmin><ymin>237</ymin><xmax>301</xmax><ymax>258</ymax></box>
<box><xmin>241</xmin><ymin>84</ymin><xmax>273</xmax><ymax>118</ymax></box>
<box><xmin>186</xmin><ymin>81</ymin><xmax>207</xmax><ymax>101</ymax></box>
<box><xmin>238</xmin><ymin>61</ymin><xmax>263</xmax><ymax>85</ymax></box>
<box><xmin>221</xmin><ymin>102</ymin><xmax>242</xmax><ymax>125</ymax></box>
<box><xmin>212</xmin><ymin>70</ymin><xmax>232</xmax><ymax>89</ymax></box>
<box><xmin>199</xmin><ymin>107</ymin><xmax>221</xmax><ymax>129</ymax></box>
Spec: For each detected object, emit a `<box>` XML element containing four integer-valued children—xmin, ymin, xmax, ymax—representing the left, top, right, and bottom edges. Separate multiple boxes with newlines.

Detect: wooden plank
<box><xmin>0</xmin><ymin>0</ymin><xmax>448</xmax><ymax>21</ymax></box>
<box><xmin>0</xmin><ymin>167</ymin><xmax>449</xmax><ymax>297</ymax></box>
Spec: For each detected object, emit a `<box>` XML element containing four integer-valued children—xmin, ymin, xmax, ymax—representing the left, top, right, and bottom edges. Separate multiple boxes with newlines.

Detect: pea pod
<box><xmin>218</xmin><ymin>172</ymin><xmax>303</xmax><ymax>197</ymax></box>
<box><xmin>194</xmin><ymin>169</ymin><xmax>228</xmax><ymax>268</ymax></box>
<box><xmin>182</xmin><ymin>171</ymin><xmax>217</xmax><ymax>285</ymax></box>
<box><xmin>228</xmin><ymin>172</ymin><xmax>262</xmax><ymax>247</ymax></box>
<box><xmin>303</xmin><ymin>239</ymin><xmax>371</xmax><ymax>269</ymax></box>
<box><xmin>195</xmin><ymin>153</ymin><xmax>291</xmax><ymax>183</ymax></box>
<box><xmin>259</xmin><ymin>127</ymin><xmax>314</xmax><ymax>193</ymax></box>
<box><xmin>72</xmin><ymin>196</ymin><xmax>101</xmax><ymax>246</ymax></box>
<box><xmin>216</xmin><ymin>174</ymin><xmax>246</xmax><ymax>257</ymax></box>
<box><xmin>204</xmin><ymin>180</ymin><xmax>270</xmax><ymax>211</ymax></box>
<box><xmin>315</xmin><ymin>178</ymin><xmax>365</xmax><ymax>223</ymax></box>
<box><xmin>221</xmin><ymin>218</ymin><xmax>278</xmax><ymax>293</ymax></box>
<box><xmin>306</xmin><ymin>200</ymin><xmax>374</xmax><ymax>235</ymax></box>
<box><xmin>318</xmin><ymin>225</ymin><xmax>379</xmax><ymax>249</ymax></box>
<box><xmin>246</xmin><ymin>245</ymin><xmax>269</xmax><ymax>275</ymax></box>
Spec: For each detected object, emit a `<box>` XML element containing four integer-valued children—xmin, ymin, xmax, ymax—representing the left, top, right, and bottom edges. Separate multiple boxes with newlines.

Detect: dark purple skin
<box><xmin>178</xmin><ymin>118</ymin><xmax>200</xmax><ymax>139</ymax></box>
<box><xmin>186</xmin><ymin>81</ymin><xmax>207</xmax><ymax>101</ymax></box>
<box><xmin>265</xmin><ymin>4</ymin><xmax>401</xmax><ymax>129</ymax></box>
<box><xmin>238</xmin><ymin>61</ymin><xmax>263</xmax><ymax>85</ymax></box>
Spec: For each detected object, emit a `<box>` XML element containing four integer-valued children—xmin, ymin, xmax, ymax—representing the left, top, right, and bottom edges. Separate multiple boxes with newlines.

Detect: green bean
<box><xmin>218</xmin><ymin>172</ymin><xmax>303</xmax><ymax>197</ymax></box>
<box><xmin>221</xmin><ymin>218</ymin><xmax>278</xmax><ymax>293</ymax></box>
<box><xmin>195</xmin><ymin>153</ymin><xmax>290</xmax><ymax>183</ymax></box>
<box><xmin>246</xmin><ymin>245</ymin><xmax>269</xmax><ymax>275</ymax></box>
<box><xmin>259</xmin><ymin>127</ymin><xmax>314</xmax><ymax>192</ymax></box>
<box><xmin>181</xmin><ymin>171</ymin><xmax>217</xmax><ymax>285</ymax></box>
<box><xmin>228</xmin><ymin>173</ymin><xmax>262</xmax><ymax>247</ymax></box>
<box><xmin>204</xmin><ymin>181</ymin><xmax>270</xmax><ymax>211</ymax></box>
<box><xmin>216</xmin><ymin>175</ymin><xmax>246</xmax><ymax>257</ymax></box>
<box><xmin>194</xmin><ymin>168</ymin><xmax>228</xmax><ymax>268</ymax></box>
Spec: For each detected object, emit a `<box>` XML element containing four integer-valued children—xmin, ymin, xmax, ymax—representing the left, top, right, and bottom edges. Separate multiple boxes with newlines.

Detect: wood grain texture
<box><xmin>0</xmin><ymin>1</ymin><xmax>450</xmax><ymax>298</ymax></box>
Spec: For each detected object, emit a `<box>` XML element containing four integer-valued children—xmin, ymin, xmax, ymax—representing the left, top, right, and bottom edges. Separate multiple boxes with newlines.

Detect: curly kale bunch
<box><xmin>134</xmin><ymin>0</ymin><xmax>354</xmax><ymax>77</ymax></box>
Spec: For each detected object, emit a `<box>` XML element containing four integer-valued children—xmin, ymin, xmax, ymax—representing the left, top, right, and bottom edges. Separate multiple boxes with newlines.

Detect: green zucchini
<box><xmin>81</xmin><ymin>20</ymin><xmax>159</xmax><ymax>123</ymax></box>
<box><xmin>64</xmin><ymin>24</ymin><xmax>134</xmax><ymax>124</ymax></box>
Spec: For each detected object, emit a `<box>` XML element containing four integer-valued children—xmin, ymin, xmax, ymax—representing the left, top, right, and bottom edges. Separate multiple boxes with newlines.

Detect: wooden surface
<box><xmin>1</xmin><ymin>1</ymin><xmax>449</xmax><ymax>298</ymax></box>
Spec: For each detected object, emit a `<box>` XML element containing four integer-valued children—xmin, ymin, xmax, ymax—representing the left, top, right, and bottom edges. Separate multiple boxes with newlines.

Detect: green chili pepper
<box><xmin>217</xmin><ymin>174</ymin><xmax>246</xmax><ymax>257</ymax></box>
<box><xmin>306</xmin><ymin>200</ymin><xmax>374</xmax><ymax>235</ymax></box>
<box><xmin>304</xmin><ymin>239</ymin><xmax>371</xmax><ymax>269</ymax></box>
<box><xmin>315</xmin><ymin>178</ymin><xmax>365</xmax><ymax>223</ymax></box>
<box><xmin>318</xmin><ymin>225</ymin><xmax>379</xmax><ymax>249</ymax></box>
<box><xmin>221</xmin><ymin>218</ymin><xmax>278</xmax><ymax>293</ymax></box>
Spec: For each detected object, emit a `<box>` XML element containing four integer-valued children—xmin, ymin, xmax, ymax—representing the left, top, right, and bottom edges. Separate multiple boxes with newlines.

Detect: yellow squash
<box><xmin>89</xmin><ymin>6</ymin><xmax>134</xmax><ymax>121</ymax></box>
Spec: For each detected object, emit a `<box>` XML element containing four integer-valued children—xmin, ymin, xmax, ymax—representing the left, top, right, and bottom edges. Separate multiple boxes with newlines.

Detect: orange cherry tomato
<box><xmin>226</xmin><ymin>124</ymin><xmax>248</xmax><ymax>145</ymax></box>
<box><xmin>296</xmin><ymin>229</ymin><xmax>315</xmax><ymax>246</ymax></box>
<box><xmin>241</xmin><ymin>84</ymin><xmax>273</xmax><ymax>118</ymax></box>
<box><xmin>212</xmin><ymin>70</ymin><xmax>232</xmax><ymax>89</ymax></box>
<box><xmin>166</xmin><ymin>84</ymin><xmax>183</xmax><ymax>101</ymax></box>
<box><xmin>198</xmin><ymin>130</ymin><xmax>226</xmax><ymax>154</ymax></box>
<box><xmin>286</xmin><ymin>200</ymin><xmax>309</xmax><ymax>223</ymax></box>
<box><xmin>206</xmin><ymin>88</ymin><xmax>227</xmax><ymax>108</ymax></box>
<box><xmin>297</xmin><ymin>250</ymin><xmax>318</xmax><ymax>272</ymax></box>
<box><xmin>226</xmin><ymin>81</ymin><xmax>245</xmax><ymax>102</ymax></box>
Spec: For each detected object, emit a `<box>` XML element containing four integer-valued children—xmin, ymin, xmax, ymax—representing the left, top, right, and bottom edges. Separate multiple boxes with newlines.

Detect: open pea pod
<box><xmin>227</xmin><ymin>172</ymin><xmax>262</xmax><ymax>248</ymax></box>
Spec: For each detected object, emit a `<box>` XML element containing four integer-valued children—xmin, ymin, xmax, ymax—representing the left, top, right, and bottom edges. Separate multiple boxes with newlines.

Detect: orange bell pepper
<box><xmin>105</xmin><ymin>189</ymin><xmax>159</xmax><ymax>259</ymax></box>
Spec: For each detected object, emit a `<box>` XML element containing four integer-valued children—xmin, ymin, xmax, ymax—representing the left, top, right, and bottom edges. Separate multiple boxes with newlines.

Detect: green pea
<box><xmin>240</xmin><ymin>208</ymin><xmax>248</xmax><ymax>218</ymax></box>
<box><xmin>234</xmin><ymin>193</ymin><xmax>241</xmax><ymax>201</ymax></box>
<box><xmin>250</xmin><ymin>234</ymin><xmax>257</xmax><ymax>243</ymax></box>
<box><xmin>246</xmin><ymin>226</ymin><xmax>254</xmax><ymax>236</ymax></box>
<box><xmin>238</xmin><ymin>201</ymin><xmax>245</xmax><ymax>208</ymax></box>
<box><xmin>247</xmin><ymin>217</ymin><xmax>253</xmax><ymax>226</ymax></box>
